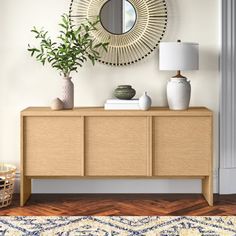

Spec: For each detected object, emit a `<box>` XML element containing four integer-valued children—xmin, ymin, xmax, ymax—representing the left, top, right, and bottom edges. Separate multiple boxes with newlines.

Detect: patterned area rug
<box><xmin>0</xmin><ymin>216</ymin><xmax>235</xmax><ymax>235</ymax></box>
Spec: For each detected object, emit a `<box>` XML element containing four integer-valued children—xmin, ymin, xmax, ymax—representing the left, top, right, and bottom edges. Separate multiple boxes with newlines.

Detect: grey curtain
<box><xmin>220</xmin><ymin>0</ymin><xmax>236</xmax><ymax>193</ymax></box>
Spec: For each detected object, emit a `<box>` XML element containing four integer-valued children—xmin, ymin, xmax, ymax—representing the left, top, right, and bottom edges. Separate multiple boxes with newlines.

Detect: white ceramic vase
<box><xmin>51</xmin><ymin>98</ymin><xmax>64</xmax><ymax>110</ymax></box>
<box><xmin>167</xmin><ymin>77</ymin><xmax>191</xmax><ymax>110</ymax></box>
<box><xmin>139</xmin><ymin>92</ymin><xmax>152</xmax><ymax>110</ymax></box>
<box><xmin>62</xmin><ymin>77</ymin><xmax>74</xmax><ymax>109</ymax></box>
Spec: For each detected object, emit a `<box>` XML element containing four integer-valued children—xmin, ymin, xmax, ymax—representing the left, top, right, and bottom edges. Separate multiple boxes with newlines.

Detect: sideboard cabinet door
<box><xmin>154</xmin><ymin>116</ymin><xmax>212</xmax><ymax>176</ymax></box>
<box><xmin>24</xmin><ymin>117</ymin><xmax>83</xmax><ymax>176</ymax></box>
<box><xmin>85</xmin><ymin>117</ymin><xmax>149</xmax><ymax>176</ymax></box>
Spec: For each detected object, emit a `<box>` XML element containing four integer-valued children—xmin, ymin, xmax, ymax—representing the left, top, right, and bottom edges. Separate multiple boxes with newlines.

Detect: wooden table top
<box><xmin>21</xmin><ymin>107</ymin><xmax>213</xmax><ymax>117</ymax></box>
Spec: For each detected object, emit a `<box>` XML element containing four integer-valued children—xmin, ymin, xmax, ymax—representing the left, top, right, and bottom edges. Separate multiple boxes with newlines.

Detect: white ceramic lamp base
<box><xmin>167</xmin><ymin>77</ymin><xmax>191</xmax><ymax>110</ymax></box>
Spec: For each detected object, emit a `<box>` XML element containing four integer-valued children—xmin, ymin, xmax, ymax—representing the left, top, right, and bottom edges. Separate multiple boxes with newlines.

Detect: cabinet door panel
<box><xmin>154</xmin><ymin>117</ymin><xmax>211</xmax><ymax>176</ymax></box>
<box><xmin>85</xmin><ymin>117</ymin><xmax>148</xmax><ymax>176</ymax></box>
<box><xmin>24</xmin><ymin>117</ymin><xmax>83</xmax><ymax>176</ymax></box>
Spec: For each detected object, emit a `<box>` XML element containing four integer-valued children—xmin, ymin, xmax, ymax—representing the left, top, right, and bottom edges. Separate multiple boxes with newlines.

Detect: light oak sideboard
<box><xmin>20</xmin><ymin>107</ymin><xmax>213</xmax><ymax>206</ymax></box>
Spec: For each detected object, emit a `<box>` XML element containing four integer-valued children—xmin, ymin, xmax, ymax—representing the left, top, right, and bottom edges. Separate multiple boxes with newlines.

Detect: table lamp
<box><xmin>159</xmin><ymin>40</ymin><xmax>199</xmax><ymax>110</ymax></box>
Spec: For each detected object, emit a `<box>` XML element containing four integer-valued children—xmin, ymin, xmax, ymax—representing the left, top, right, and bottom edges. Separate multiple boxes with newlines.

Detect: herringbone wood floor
<box><xmin>0</xmin><ymin>194</ymin><xmax>235</xmax><ymax>216</ymax></box>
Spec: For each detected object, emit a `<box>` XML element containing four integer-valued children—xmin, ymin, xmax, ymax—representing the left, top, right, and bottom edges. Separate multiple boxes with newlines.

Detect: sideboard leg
<box><xmin>20</xmin><ymin>176</ymin><xmax>31</xmax><ymax>206</ymax></box>
<box><xmin>202</xmin><ymin>176</ymin><xmax>213</xmax><ymax>206</ymax></box>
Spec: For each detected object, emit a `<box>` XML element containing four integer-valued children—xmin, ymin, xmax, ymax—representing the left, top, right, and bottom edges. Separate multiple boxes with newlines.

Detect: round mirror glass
<box><xmin>100</xmin><ymin>0</ymin><xmax>136</xmax><ymax>35</ymax></box>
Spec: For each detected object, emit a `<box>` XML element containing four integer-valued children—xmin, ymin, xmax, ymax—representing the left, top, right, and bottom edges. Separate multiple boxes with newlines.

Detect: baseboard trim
<box><xmin>15</xmin><ymin>173</ymin><xmax>219</xmax><ymax>194</ymax></box>
<box><xmin>219</xmin><ymin>168</ymin><xmax>236</xmax><ymax>194</ymax></box>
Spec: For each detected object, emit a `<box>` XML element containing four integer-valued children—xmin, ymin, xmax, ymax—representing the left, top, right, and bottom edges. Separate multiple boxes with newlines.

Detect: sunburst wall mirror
<box><xmin>69</xmin><ymin>0</ymin><xmax>168</xmax><ymax>66</ymax></box>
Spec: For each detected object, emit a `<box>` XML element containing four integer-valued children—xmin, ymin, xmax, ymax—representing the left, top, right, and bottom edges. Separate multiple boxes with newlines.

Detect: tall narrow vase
<box><xmin>62</xmin><ymin>77</ymin><xmax>74</xmax><ymax>109</ymax></box>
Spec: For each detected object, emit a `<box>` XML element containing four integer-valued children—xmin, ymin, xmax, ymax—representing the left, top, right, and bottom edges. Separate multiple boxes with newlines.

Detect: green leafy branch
<box><xmin>28</xmin><ymin>14</ymin><xmax>109</xmax><ymax>77</ymax></box>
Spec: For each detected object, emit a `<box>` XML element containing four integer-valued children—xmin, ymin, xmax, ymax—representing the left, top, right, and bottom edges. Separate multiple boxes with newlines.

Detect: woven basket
<box><xmin>0</xmin><ymin>163</ymin><xmax>16</xmax><ymax>208</ymax></box>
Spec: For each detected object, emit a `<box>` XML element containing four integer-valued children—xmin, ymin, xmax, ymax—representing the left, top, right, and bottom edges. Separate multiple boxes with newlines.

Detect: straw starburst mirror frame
<box><xmin>69</xmin><ymin>0</ymin><xmax>168</xmax><ymax>66</ymax></box>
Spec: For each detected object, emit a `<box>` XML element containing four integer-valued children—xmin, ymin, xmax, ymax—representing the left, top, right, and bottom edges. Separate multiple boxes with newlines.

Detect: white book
<box><xmin>104</xmin><ymin>103</ymin><xmax>140</xmax><ymax>110</ymax></box>
<box><xmin>106</xmin><ymin>99</ymin><xmax>139</xmax><ymax>104</ymax></box>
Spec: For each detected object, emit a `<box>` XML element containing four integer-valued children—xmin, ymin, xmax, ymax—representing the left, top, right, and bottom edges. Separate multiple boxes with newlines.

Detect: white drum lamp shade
<box><xmin>159</xmin><ymin>42</ymin><xmax>199</xmax><ymax>71</ymax></box>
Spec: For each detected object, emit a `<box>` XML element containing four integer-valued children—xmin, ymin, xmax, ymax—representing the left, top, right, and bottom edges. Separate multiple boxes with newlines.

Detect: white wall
<box><xmin>0</xmin><ymin>0</ymin><xmax>220</xmax><ymax>193</ymax></box>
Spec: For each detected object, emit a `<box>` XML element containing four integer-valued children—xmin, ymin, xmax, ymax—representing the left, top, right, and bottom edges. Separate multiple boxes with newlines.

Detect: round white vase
<box><xmin>167</xmin><ymin>77</ymin><xmax>191</xmax><ymax>110</ymax></box>
<box><xmin>51</xmin><ymin>98</ymin><xmax>64</xmax><ymax>110</ymax></box>
<box><xmin>62</xmin><ymin>77</ymin><xmax>74</xmax><ymax>109</ymax></box>
<box><xmin>139</xmin><ymin>92</ymin><xmax>152</xmax><ymax>110</ymax></box>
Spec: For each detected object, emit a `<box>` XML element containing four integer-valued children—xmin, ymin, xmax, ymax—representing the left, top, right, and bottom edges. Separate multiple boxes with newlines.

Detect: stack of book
<box><xmin>104</xmin><ymin>99</ymin><xmax>140</xmax><ymax>110</ymax></box>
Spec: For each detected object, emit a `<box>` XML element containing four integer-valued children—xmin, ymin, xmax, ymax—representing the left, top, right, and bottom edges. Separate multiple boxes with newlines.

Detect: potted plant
<box><xmin>28</xmin><ymin>14</ymin><xmax>108</xmax><ymax>109</ymax></box>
